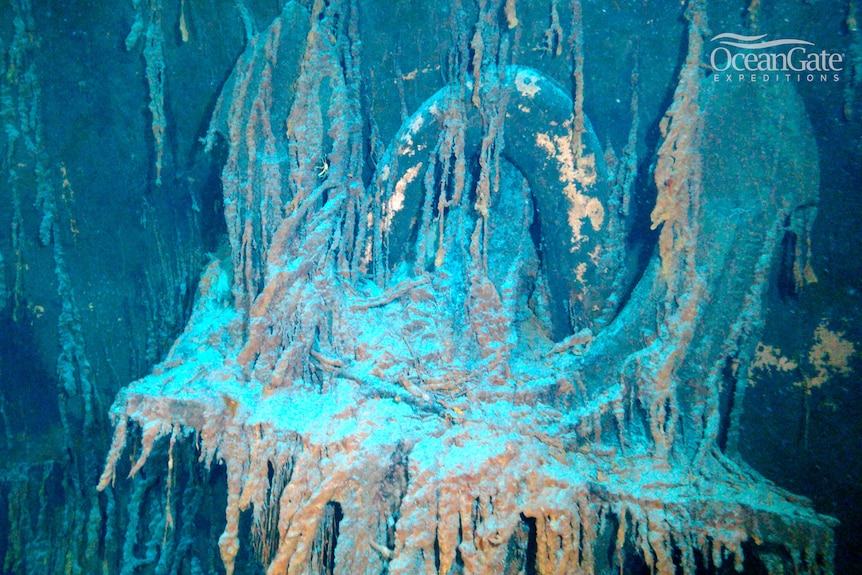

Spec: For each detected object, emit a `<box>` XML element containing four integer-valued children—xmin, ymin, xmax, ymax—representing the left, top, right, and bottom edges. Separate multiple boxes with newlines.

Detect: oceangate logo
<box><xmin>710</xmin><ymin>33</ymin><xmax>844</xmax><ymax>83</ymax></box>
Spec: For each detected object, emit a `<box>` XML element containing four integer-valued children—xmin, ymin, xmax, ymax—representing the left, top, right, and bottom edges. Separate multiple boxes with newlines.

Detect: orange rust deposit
<box><xmin>94</xmin><ymin>1</ymin><xmax>836</xmax><ymax>574</ymax></box>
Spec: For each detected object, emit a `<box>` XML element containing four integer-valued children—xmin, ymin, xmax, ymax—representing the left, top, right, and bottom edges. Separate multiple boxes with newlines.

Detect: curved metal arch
<box><xmin>374</xmin><ymin>66</ymin><xmax>619</xmax><ymax>340</ymax></box>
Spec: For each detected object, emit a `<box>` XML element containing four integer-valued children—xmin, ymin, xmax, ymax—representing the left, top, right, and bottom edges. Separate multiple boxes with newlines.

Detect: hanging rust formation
<box><xmin>375</xmin><ymin>66</ymin><xmax>617</xmax><ymax>341</ymax></box>
<box><xmin>98</xmin><ymin>1</ymin><xmax>836</xmax><ymax>573</ymax></box>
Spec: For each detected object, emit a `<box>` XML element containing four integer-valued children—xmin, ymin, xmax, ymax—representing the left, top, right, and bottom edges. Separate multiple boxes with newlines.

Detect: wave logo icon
<box><xmin>709</xmin><ymin>32</ymin><xmax>844</xmax><ymax>82</ymax></box>
<box><xmin>712</xmin><ymin>32</ymin><xmax>813</xmax><ymax>50</ymax></box>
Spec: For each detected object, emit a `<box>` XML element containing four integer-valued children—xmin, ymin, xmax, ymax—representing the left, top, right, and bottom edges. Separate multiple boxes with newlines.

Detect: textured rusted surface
<box><xmin>96</xmin><ymin>1</ymin><xmax>836</xmax><ymax>574</ymax></box>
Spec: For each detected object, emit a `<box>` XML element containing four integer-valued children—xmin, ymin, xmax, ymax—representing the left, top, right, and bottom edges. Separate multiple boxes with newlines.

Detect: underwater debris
<box><xmin>126</xmin><ymin>0</ymin><xmax>167</xmax><ymax>186</ymax></box>
<box><xmin>750</xmin><ymin>321</ymin><xmax>858</xmax><ymax>450</ymax></box>
<box><xmin>97</xmin><ymin>0</ymin><xmax>837</xmax><ymax>574</ymax></box>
